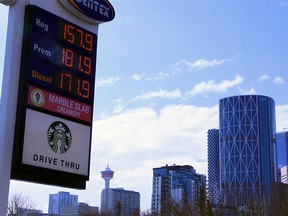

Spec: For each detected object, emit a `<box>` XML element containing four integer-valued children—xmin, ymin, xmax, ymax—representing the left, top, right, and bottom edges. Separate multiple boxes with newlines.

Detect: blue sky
<box><xmin>1</xmin><ymin>0</ymin><xmax>288</xmax><ymax>212</ymax></box>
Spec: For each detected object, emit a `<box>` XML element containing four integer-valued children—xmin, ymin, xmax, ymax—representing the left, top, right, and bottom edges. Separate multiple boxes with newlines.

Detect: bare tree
<box><xmin>140</xmin><ymin>209</ymin><xmax>153</xmax><ymax>216</ymax></box>
<box><xmin>7</xmin><ymin>193</ymin><xmax>38</xmax><ymax>215</ymax></box>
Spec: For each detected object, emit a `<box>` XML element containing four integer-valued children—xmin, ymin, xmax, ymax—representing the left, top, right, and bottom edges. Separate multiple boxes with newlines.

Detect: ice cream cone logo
<box><xmin>31</xmin><ymin>88</ymin><xmax>45</xmax><ymax>107</ymax></box>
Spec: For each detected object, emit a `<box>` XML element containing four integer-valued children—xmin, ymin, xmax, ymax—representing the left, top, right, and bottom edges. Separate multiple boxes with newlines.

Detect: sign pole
<box><xmin>0</xmin><ymin>1</ymin><xmax>25</xmax><ymax>214</ymax></box>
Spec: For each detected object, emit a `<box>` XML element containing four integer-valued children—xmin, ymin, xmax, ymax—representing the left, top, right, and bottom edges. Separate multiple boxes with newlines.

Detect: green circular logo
<box><xmin>47</xmin><ymin>121</ymin><xmax>72</xmax><ymax>154</ymax></box>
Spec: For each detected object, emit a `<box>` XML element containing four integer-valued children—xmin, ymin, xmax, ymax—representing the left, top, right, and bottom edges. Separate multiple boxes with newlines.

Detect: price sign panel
<box><xmin>10</xmin><ymin>3</ymin><xmax>110</xmax><ymax>189</ymax></box>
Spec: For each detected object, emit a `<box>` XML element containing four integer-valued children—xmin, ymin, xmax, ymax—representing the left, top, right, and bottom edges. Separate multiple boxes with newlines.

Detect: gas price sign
<box><xmin>11</xmin><ymin>4</ymin><xmax>98</xmax><ymax>189</ymax></box>
<box><xmin>28</xmin><ymin>6</ymin><xmax>96</xmax><ymax>104</ymax></box>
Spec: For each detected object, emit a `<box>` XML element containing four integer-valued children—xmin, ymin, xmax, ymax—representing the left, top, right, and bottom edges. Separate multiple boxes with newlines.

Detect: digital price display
<box><xmin>24</xmin><ymin>4</ymin><xmax>97</xmax><ymax>118</ymax></box>
<box><xmin>30</xmin><ymin>31</ymin><xmax>95</xmax><ymax>79</ymax></box>
<box><xmin>12</xmin><ymin>4</ymin><xmax>99</xmax><ymax>189</ymax></box>
<box><xmin>29</xmin><ymin>55</ymin><xmax>94</xmax><ymax>102</ymax></box>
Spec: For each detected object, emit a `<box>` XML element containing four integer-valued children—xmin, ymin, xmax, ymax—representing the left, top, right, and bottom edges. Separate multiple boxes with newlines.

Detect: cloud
<box><xmin>258</xmin><ymin>74</ymin><xmax>285</xmax><ymax>85</ymax></box>
<box><xmin>112</xmin><ymin>98</ymin><xmax>124</xmax><ymax>114</ymax></box>
<box><xmin>276</xmin><ymin>104</ymin><xmax>288</xmax><ymax>131</ymax></box>
<box><xmin>146</xmin><ymin>58</ymin><xmax>231</xmax><ymax>81</ymax></box>
<box><xmin>258</xmin><ymin>74</ymin><xmax>271</xmax><ymax>82</ymax></box>
<box><xmin>147</xmin><ymin>70</ymin><xmax>182</xmax><ymax>81</ymax></box>
<box><xmin>186</xmin><ymin>75</ymin><xmax>244</xmax><ymax>96</ymax></box>
<box><xmin>238</xmin><ymin>87</ymin><xmax>256</xmax><ymax>95</ymax></box>
<box><xmin>273</xmin><ymin>76</ymin><xmax>285</xmax><ymax>85</ymax></box>
<box><xmin>131</xmin><ymin>88</ymin><xmax>182</xmax><ymax>101</ymax></box>
<box><xmin>96</xmin><ymin>76</ymin><xmax>121</xmax><ymax>87</ymax></box>
<box><xmin>91</xmin><ymin>104</ymin><xmax>219</xmax><ymax>208</ymax></box>
<box><xmin>279</xmin><ymin>1</ymin><xmax>288</xmax><ymax>7</ymax></box>
<box><xmin>146</xmin><ymin>72</ymin><xmax>168</xmax><ymax>81</ymax></box>
<box><xmin>132</xmin><ymin>73</ymin><xmax>145</xmax><ymax>81</ymax></box>
<box><xmin>184</xmin><ymin>58</ymin><xmax>232</xmax><ymax>70</ymax></box>
<box><xmin>92</xmin><ymin>104</ymin><xmax>219</xmax><ymax>160</ymax></box>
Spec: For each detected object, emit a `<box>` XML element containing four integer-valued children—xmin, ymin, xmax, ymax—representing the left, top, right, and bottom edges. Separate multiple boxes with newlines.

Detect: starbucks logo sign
<box><xmin>47</xmin><ymin>121</ymin><xmax>72</xmax><ymax>154</ymax></box>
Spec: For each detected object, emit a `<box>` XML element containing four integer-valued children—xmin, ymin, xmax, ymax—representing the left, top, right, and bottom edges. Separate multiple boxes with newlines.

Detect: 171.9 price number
<box><xmin>54</xmin><ymin>71</ymin><xmax>92</xmax><ymax>100</ymax></box>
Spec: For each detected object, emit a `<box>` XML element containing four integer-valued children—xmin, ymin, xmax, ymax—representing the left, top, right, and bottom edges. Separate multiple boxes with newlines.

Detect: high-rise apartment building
<box><xmin>281</xmin><ymin>165</ymin><xmax>288</xmax><ymax>184</ymax></box>
<box><xmin>277</xmin><ymin>131</ymin><xmax>288</xmax><ymax>182</ymax></box>
<box><xmin>101</xmin><ymin>188</ymin><xmax>140</xmax><ymax>215</ymax></box>
<box><xmin>151</xmin><ymin>164</ymin><xmax>206</xmax><ymax>214</ymax></box>
<box><xmin>100</xmin><ymin>166</ymin><xmax>140</xmax><ymax>215</ymax></box>
<box><xmin>207</xmin><ymin>129</ymin><xmax>220</xmax><ymax>204</ymax></box>
<box><xmin>48</xmin><ymin>191</ymin><xmax>78</xmax><ymax>215</ymax></box>
<box><xmin>219</xmin><ymin>95</ymin><xmax>277</xmax><ymax>204</ymax></box>
<box><xmin>277</xmin><ymin>131</ymin><xmax>288</xmax><ymax>169</ymax></box>
<box><xmin>60</xmin><ymin>202</ymin><xmax>98</xmax><ymax>215</ymax></box>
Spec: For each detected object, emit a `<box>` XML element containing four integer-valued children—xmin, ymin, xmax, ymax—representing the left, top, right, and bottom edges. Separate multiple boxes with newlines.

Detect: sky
<box><xmin>1</xmin><ymin>0</ymin><xmax>288</xmax><ymax>212</ymax></box>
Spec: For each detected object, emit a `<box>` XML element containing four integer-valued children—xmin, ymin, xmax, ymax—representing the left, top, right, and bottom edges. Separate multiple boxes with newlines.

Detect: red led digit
<box><xmin>63</xmin><ymin>24</ymin><xmax>67</xmax><ymax>39</ymax></box>
<box><xmin>66</xmin><ymin>73</ymin><xmax>72</xmax><ymax>92</ymax></box>
<box><xmin>83</xmin><ymin>56</ymin><xmax>92</xmax><ymax>75</ymax></box>
<box><xmin>60</xmin><ymin>72</ymin><xmax>64</xmax><ymax>89</ymax></box>
<box><xmin>63</xmin><ymin>24</ymin><xmax>75</xmax><ymax>44</ymax></box>
<box><xmin>78</xmin><ymin>55</ymin><xmax>84</xmax><ymax>72</ymax></box>
<box><xmin>82</xmin><ymin>80</ymin><xmax>90</xmax><ymax>99</ymax></box>
<box><xmin>85</xmin><ymin>34</ymin><xmax>93</xmax><ymax>52</ymax></box>
<box><xmin>78</xmin><ymin>55</ymin><xmax>92</xmax><ymax>75</ymax></box>
<box><xmin>60</xmin><ymin>72</ymin><xmax>72</xmax><ymax>92</ymax></box>
<box><xmin>62</xmin><ymin>48</ymin><xmax>74</xmax><ymax>68</ymax></box>
<box><xmin>84</xmin><ymin>56</ymin><xmax>92</xmax><ymax>75</ymax></box>
<box><xmin>77</xmin><ymin>79</ymin><xmax>82</xmax><ymax>96</ymax></box>
<box><xmin>76</xmin><ymin>28</ymin><xmax>84</xmax><ymax>48</ymax></box>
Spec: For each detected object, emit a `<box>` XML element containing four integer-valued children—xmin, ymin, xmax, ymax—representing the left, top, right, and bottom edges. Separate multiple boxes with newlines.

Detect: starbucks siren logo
<box><xmin>47</xmin><ymin>121</ymin><xmax>72</xmax><ymax>154</ymax></box>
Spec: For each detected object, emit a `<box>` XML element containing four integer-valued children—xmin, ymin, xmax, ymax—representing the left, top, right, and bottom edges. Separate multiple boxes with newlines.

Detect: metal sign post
<box><xmin>0</xmin><ymin>1</ymin><xmax>25</xmax><ymax>214</ymax></box>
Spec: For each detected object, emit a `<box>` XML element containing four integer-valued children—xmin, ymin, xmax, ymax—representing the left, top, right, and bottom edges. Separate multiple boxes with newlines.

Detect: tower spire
<box><xmin>101</xmin><ymin>165</ymin><xmax>114</xmax><ymax>189</ymax></box>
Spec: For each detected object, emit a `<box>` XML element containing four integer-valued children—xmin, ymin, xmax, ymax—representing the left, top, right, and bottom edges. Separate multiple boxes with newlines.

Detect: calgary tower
<box><xmin>101</xmin><ymin>165</ymin><xmax>114</xmax><ymax>189</ymax></box>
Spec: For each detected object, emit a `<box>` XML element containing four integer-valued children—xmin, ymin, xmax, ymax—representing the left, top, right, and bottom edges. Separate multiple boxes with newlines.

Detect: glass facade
<box><xmin>219</xmin><ymin>95</ymin><xmax>276</xmax><ymax>204</ymax></box>
<box><xmin>207</xmin><ymin>129</ymin><xmax>220</xmax><ymax>204</ymax></box>
<box><xmin>277</xmin><ymin>131</ymin><xmax>288</xmax><ymax>169</ymax></box>
<box><xmin>151</xmin><ymin>165</ymin><xmax>206</xmax><ymax>214</ymax></box>
<box><xmin>48</xmin><ymin>191</ymin><xmax>78</xmax><ymax>215</ymax></box>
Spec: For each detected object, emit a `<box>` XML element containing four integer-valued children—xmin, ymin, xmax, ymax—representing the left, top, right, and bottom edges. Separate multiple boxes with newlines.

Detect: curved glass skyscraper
<box><xmin>219</xmin><ymin>95</ymin><xmax>277</xmax><ymax>204</ymax></box>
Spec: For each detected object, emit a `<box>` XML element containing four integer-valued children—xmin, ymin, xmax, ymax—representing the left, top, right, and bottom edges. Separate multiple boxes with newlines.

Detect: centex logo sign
<box><xmin>59</xmin><ymin>0</ymin><xmax>115</xmax><ymax>23</ymax></box>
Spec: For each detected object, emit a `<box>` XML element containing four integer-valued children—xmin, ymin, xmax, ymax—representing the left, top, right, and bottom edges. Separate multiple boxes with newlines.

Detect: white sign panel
<box><xmin>22</xmin><ymin>109</ymin><xmax>90</xmax><ymax>176</ymax></box>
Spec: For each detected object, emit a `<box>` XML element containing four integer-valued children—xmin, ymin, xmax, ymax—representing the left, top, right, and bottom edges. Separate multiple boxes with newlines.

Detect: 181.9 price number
<box><xmin>62</xmin><ymin>48</ymin><xmax>92</xmax><ymax>75</ymax></box>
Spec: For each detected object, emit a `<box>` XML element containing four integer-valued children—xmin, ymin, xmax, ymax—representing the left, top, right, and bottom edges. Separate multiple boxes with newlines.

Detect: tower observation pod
<box><xmin>101</xmin><ymin>166</ymin><xmax>114</xmax><ymax>189</ymax></box>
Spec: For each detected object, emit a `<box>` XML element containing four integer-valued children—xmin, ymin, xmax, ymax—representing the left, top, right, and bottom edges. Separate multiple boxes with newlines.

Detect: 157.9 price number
<box><xmin>59</xmin><ymin>22</ymin><xmax>96</xmax><ymax>53</ymax></box>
